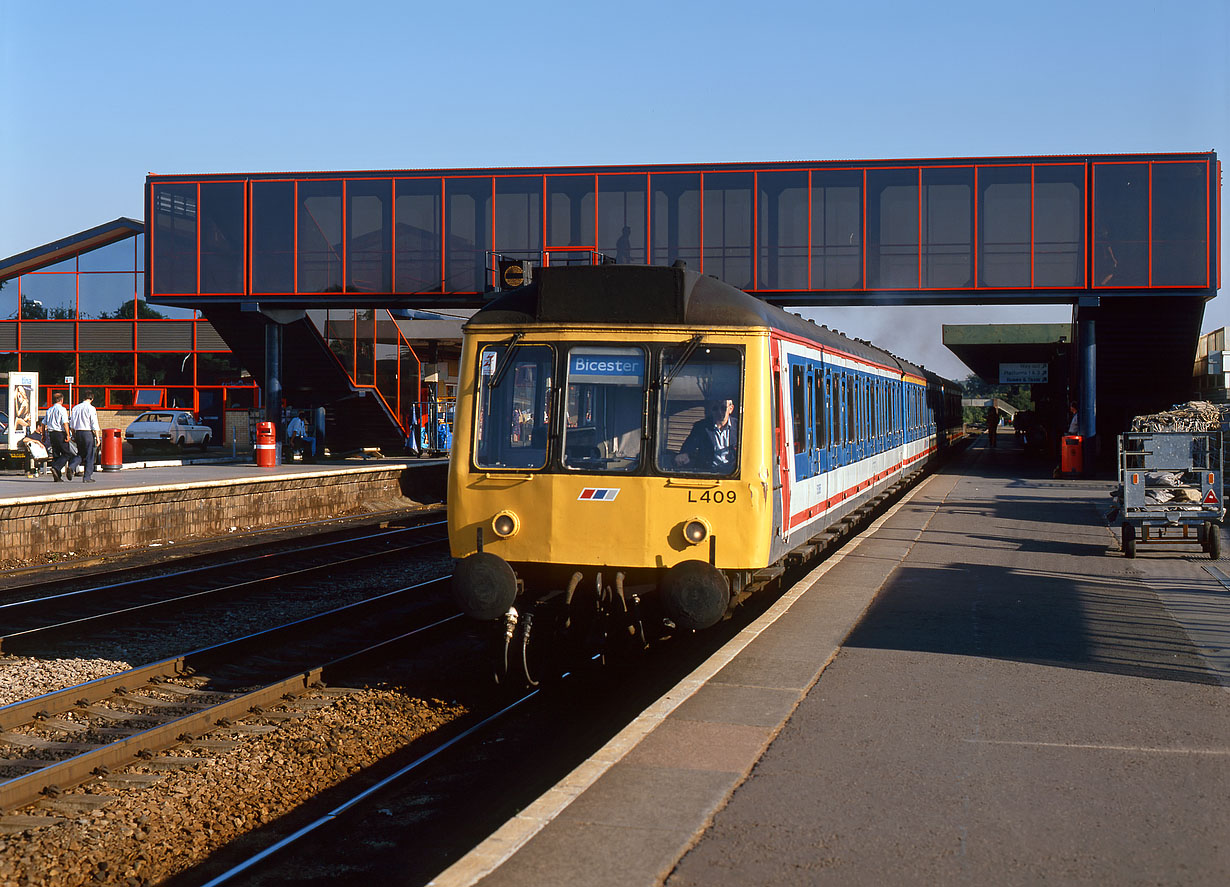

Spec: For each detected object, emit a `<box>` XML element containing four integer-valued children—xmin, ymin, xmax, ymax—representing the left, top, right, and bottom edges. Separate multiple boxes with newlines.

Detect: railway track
<box><xmin>0</xmin><ymin>520</ymin><xmax>450</xmax><ymax>655</ymax></box>
<box><xmin>0</xmin><ymin>575</ymin><xmax>460</xmax><ymax>814</ymax></box>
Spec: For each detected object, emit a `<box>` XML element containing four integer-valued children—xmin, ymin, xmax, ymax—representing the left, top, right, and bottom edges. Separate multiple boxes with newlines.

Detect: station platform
<box><xmin>0</xmin><ymin>454</ymin><xmax>447</xmax><ymax>565</ymax></box>
<box><xmin>436</xmin><ymin>436</ymin><xmax>1230</xmax><ymax>886</ymax></box>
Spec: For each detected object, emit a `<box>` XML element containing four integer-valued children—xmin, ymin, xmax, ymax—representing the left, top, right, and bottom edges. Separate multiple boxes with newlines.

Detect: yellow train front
<box><xmin>448</xmin><ymin>266</ymin><xmax>776</xmax><ymax>678</ymax></box>
<box><xmin>448</xmin><ymin>264</ymin><xmax>959</xmax><ymax>682</ymax></box>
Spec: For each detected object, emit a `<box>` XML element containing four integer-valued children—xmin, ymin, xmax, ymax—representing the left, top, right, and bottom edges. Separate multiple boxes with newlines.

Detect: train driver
<box><xmin>675</xmin><ymin>397</ymin><xmax>736</xmax><ymax>473</ymax></box>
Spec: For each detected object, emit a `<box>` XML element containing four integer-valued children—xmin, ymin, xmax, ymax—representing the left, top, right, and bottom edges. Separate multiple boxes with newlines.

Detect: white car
<box><xmin>126</xmin><ymin>410</ymin><xmax>212</xmax><ymax>452</ymax></box>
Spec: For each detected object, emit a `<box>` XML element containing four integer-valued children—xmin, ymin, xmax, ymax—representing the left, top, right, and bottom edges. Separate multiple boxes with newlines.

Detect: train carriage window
<box><xmin>562</xmin><ymin>346</ymin><xmax>646</xmax><ymax>473</ymax></box>
<box><xmin>658</xmin><ymin>344</ymin><xmax>742</xmax><ymax>476</ymax></box>
<box><xmin>827</xmin><ymin>374</ymin><xmax>837</xmax><ymax>446</ymax></box>
<box><xmin>474</xmin><ymin>343</ymin><xmax>554</xmax><ymax>470</ymax></box>
<box><xmin>813</xmin><ymin>371</ymin><xmax>826</xmax><ymax>449</ymax></box>
<box><xmin>846</xmin><ymin>375</ymin><xmax>855</xmax><ymax>443</ymax></box>
<box><xmin>791</xmin><ymin>365</ymin><xmax>806</xmax><ymax>450</ymax></box>
<box><xmin>869</xmin><ymin>380</ymin><xmax>874</xmax><ymax>441</ymax></box>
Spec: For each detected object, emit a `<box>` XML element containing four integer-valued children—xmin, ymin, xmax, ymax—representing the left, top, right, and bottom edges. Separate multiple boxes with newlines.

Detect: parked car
<box><xmin>125</xmin><ymin>410</ymin><xmax>212</xmax><ymax>452</ymax></box>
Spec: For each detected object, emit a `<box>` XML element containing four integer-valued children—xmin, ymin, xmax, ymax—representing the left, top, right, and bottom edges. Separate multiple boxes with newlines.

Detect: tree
<box><xmin>99</xmin><ymin>299</ymin><xmax>167</xmax><ymax>320</ymax></box>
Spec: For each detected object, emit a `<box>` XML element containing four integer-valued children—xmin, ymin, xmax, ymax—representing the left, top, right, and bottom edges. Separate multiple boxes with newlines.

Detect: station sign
<box><xmin>568</xmin><ymin>349</ymin><xmax>644</xmax><ymax>386</ymax></box>
<box><xmin>999</xmin><ymin>362</ymin><xmax>1048</xmax><ymax>384</ymax></box>
<box><xmin>498</xmin><ymin>258</ymin><xmax>531</xmax><ymax>289</ymax></box>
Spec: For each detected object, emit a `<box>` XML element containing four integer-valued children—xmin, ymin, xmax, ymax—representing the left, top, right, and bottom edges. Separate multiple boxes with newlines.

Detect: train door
<box><xmin>813</xmin><ymin>365</ymin><xmax>828</xmax><ymax>509</ymax></box>
<box><xmin>823</xmin><ymin>368</ymin><xmax>836</xmax><ymax>479</ymax></box>
<box><xmin>789</xmin><ymin>360</ymin><xmax>813</xmax><ymax>482</ymax></box>
<box><xmin>837</xmin><ymin>372</ymin><xmax>849</xmax><ymax>470</ymax></box>
<box><xmin>852</xmin><ymin>373</ymin><xmax>864</xmax><ymax>464</ymax></box>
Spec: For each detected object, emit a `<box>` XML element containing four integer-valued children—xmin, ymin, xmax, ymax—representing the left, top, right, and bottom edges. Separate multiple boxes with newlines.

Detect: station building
<box><xmin>0</xmin><ymin>151</ymin><xmax>1219</xmax><ymax>453</ymax></box>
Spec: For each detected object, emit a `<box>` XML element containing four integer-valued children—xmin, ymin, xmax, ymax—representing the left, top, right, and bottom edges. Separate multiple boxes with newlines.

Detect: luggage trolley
<box><xmin>1117</xmin><ymin>431</ymin><xmax>1225</xmax><ymax>558</ymax></box>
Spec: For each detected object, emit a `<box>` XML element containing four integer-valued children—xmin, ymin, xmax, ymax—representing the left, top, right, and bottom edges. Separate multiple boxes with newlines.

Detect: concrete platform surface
<box><xmin>433</xmin><ymin>437</ymin><xmax>1230</xmax><ymax>887</ymax></box>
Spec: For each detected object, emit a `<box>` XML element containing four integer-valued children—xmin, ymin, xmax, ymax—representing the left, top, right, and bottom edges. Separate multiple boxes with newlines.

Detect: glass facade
<box><xmin>148</xmin><ymin>153</ymin><xmax>1217</xmax><ymax>303</ymax></box>
<box><xmin>2</xmin><ymin>231</ymin><xmax>258</xmax><ymax>413</ymax></box>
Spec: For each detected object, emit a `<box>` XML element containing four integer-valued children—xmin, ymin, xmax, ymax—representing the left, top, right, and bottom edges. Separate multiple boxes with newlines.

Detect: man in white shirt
<box><xmin>69</xmin><ymin>393</ymin><xmax>102</xmax><ymax>483</ymax></box>
<box><xmin>44</xmin><ymin>392</ymin><xmax>72</xmax><ymax>482</ymax></box>
<box><xmin>286</xmin><ymin>411</ymin><xmax>315</xmax><ymax>460</ymax></box>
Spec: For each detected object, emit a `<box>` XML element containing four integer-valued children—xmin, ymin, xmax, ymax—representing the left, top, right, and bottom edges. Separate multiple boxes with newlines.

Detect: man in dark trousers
<box><xmin>44</xmin><ymin>392</ymin><xmax>72</xmax><ymax>481</ymax></box>
<box><xmin>68</xmin><ymin>392</ymin><xmax>101</xmax><ymax>483</ymax></box>
<box><xmin>986</xmin><ymin>402</ymin><xmax>1000</xmax><ymax>448</ymax></box>
<box><xmin>675</xmin><ymin>397</ymin><xmax>737</xmax><ymax>474</ymax></box>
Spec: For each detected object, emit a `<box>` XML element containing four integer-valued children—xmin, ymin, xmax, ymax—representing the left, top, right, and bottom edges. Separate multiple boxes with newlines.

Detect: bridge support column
<box><xmin>264</xmin><ymin>319</ymin><xmax>284</xmax><ymax>466</ymax></box>
<box><xmin>1079</xmin><ymin>309</ymin><xmax>1096</xmax><ymax>473</ymax></box>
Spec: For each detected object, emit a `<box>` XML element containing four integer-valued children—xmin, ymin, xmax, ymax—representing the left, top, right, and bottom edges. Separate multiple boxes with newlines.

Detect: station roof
<box><xmin>943</xmin><ymin>323</ymin><xmax>1073</xmax><ymax>384</ymax></box>
<box><xmin>0</xmin><ymin>218</ymin><xmax>143</xmax><ymax>281</ymax></box>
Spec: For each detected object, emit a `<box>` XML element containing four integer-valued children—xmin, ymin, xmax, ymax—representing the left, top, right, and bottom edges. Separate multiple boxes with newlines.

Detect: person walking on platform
<box><xmin>985</xmin><ymin>402</ymin><xmax>1000</xmax><ymax>448</ymax></box>
<box><xmin>45</xmin><ymin>392</ymin><xmax>72</xmax><ymax>482</ymax></box>
<box><xmin>69</xmin><ymin>392</ymin><xmax>101</xmax><ymax>483</ymax></box>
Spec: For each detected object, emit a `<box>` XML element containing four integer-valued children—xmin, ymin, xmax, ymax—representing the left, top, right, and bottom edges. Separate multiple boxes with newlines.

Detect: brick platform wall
<box><xmin>0</xmin><ymin>464</ymin><xmax>446</xmax><ymax>555</ymax></box>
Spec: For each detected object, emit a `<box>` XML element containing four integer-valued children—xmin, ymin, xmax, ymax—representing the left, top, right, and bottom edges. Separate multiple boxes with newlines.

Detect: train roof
<box><xmin>468</xmin><ymin>265</ymin><xmax>956</xmax><ymax>386</ymax></box>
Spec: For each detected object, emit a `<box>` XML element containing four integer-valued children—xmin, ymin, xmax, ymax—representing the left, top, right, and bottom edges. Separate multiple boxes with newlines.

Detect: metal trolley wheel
<box><xmin>1121</xmin><ymin>523</ymin><xmax>1136</xmax><ymax>559</ymax></box>
<box><xmin>1204</xmin><ymin>521</ymin><xmax>1221</xmax><ymax>560</ymax></box>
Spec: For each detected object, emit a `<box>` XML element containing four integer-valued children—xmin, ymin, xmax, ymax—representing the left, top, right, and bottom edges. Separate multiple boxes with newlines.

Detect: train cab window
<box><xmin>474</xmin><ymin>343</ymin><xmax>554</xmax><ymax>470</ymax></box>
<box><xmin>657</xmin><ymin>344</ymin><xmax>742</xmax><ymax>476</ymax></box>
<box><xmin>562</xmin><ymin>347</ymin><xmax>646</xmax><ymax>472</ymax></box>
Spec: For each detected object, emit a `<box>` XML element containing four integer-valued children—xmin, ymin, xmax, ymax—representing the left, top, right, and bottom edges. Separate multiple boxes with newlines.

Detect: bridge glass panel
<box><xmin>395</xmin><ymin>178</ymin><xmax>442</xmax><ymax>293</ymax></box>
<box><xmin>1033</xmin><ymin>164</ymin><xmax>1085</xmax><ymax>287</ymax></box>
<box><xmin>546</xmin><ymin>175</ymin><xmax>595</xmax><ymax>249</ymax></box>
<box><xmin>757</xmin><ymin>170</ymin><xmax>808</xmax><ymax>290</ymax></box>
<box><xmin>597</xmin><ymin>174</ymin><xmax>646</xmax><ymax>265</ymax></box>
<box><xmin>810</xmin><ymin>170</ymin><xmax>862</xmax><ymax>290</ymax></box>
<box><xmin>78</xmin><ymin>273</ymin><xmax>135</xmax><ymax>319</ymax></box>
<box><xmin>978</xmin><ymin>166</ymin><xmax>1030</xmax><ymax>288</ymax></box>
<box><xmin>18</xmin><ymin>272</ymin><xmax>75</xmax><ymax>319</ymax></box>
<box><xmin>79</xmin><ymin>239</ymin><xmax>136</xmax><ymax>273</ymax></box>
<box><xmin>445</xmin><ymin>177</ymin><xmax>492</xmax><ymax>292</ymax></box>
<box><xmin>355</xmin><ymin>309</ymin><xmax>375</xmax><ymax>386</ymax></box>
<box><xmin>494</xmin><ymin>176</ymin><xmax>542</xmax><ymax>264</ymax></box>
<box><xmin>703</xmin><ymin>172</ymin><xmax>754</xmax><ymax>289</ymax></box>
<box><xmin>921</xmin><ymin>167</ymin><xmax>973</xmax><ymax>289</ymax></box>
<box><xmin>867</xmin><ymin>169</ymin><xmax>919</xmax><ymax>289</ymax></box>
<box><xmin>151</xmin><ymin>183</ymin><xmax>198</xmax><ymax>294</ymax></box>
<box><xmin>1094</xmin><ymin>163</ymin><xmax>1148</xmax><ymax>287</ymax></box>
<box><xmin>251</xmin><ymin>181</ymin><xmax>295</xmax><ymax>294</ymax></box>
<box><xmin>1151</xmin><ymin>161</ymin><xmax>1207</xmax><ymax>286</ymax></box>
<box><xmin>346</xmin><ymin>179</ymin><xmax>392</xmax><ymax>293</ymax></box>
<box><xmin>199</xmin><ymin>182</ymin><xmax>244</xmax><ymax>294</ymax></box>
<box><xmin>651</xmin><ymin>173</ymin><xmax>700</xmax><ymax>270</ymax></box>
<box><xmin>297</xmin><ymin>180</ymin><xmax>344</xmax><ymax>294</ymax></box>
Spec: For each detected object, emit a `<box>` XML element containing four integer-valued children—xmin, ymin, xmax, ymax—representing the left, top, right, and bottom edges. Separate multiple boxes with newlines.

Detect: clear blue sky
<box><xmin>2</xmin><ymin>0</ymin><xmax>1226</xmax><ymax>378</ymax></box>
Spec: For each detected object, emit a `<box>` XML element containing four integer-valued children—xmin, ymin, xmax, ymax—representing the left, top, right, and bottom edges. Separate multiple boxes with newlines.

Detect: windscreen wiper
<box><xmin>662</xmin><ymin>334</ymin><xmax>703</xmax><ymax>389</ymax></box>
<box><xmin>488</xmin><ymin>332</ymin><xmax>524</xmax><ymax>390</ymax></box>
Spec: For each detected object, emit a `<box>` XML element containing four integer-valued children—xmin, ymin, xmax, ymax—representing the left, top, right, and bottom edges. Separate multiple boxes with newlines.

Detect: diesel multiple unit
<box><xmin>447</xmin><ymin>265</ymin><xmax>962</xmax><ymax>683</ymax></box>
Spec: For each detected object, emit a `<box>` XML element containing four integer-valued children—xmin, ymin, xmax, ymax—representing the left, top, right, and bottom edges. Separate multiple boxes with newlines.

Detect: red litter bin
<box><xmin>1061</xmin><ymin>434</ymin><xmax>1083</xmax><ymax>475</ymax></box>
<box><xmin>255</xmin><ymin>421</ymin><xmax>277</xmax><ymax>467</ymax></box>
<box><xmin>101</xmin><ymin>428</ymin><xmax>123</xmax><ymax>472</ymax></box>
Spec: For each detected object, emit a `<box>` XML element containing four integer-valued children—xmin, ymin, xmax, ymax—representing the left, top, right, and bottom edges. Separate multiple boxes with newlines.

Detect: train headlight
<box><xmin>683</xmin><ymin>518</ymin><xmax>710</xmax><ymax>546</ymax></box>
<box><xmin>492</xmin><ymin>511</ymin><xmax>520</xmax><ymax>539</ymax></box>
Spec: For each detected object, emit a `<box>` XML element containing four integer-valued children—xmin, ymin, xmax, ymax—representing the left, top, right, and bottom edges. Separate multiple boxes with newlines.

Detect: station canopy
<box><xmin>943</xmin><ymin>323</ymin><xmax>1073</xmax><ymax>386</ymax></box>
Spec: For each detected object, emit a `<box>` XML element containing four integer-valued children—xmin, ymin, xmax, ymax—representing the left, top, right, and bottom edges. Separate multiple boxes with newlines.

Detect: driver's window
<box><xmin>474</xmin><ymin>344</ymin><xmax>554</xmax><ymax>470</ymax></box>
<box><xmin>657</xmin><ymin>345</ymin><xmax>742</xmax><ymax>476</ymax></box>
<box><xmin>562</xmin><ymin>347</ymin><xmax>646</xmax><ymax>473</ymax></box>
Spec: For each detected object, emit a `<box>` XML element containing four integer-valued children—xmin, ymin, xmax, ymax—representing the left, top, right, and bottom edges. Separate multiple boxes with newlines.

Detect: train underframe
<box><xmin>452</xmin><ymin>556</ymin><xmax>754</xmax><ymax>687</ymax></box>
